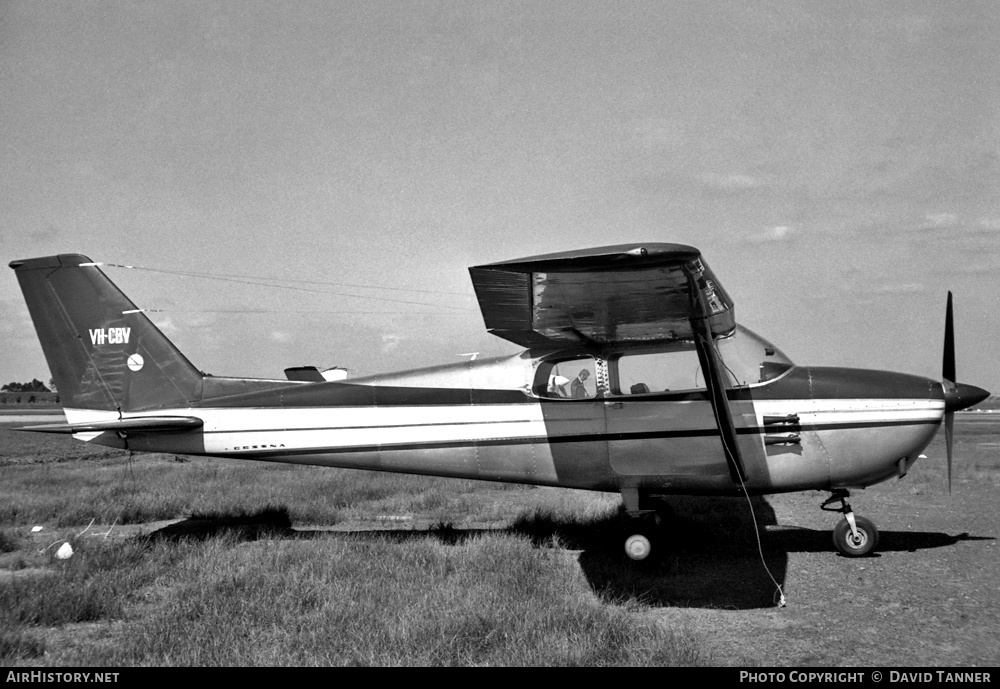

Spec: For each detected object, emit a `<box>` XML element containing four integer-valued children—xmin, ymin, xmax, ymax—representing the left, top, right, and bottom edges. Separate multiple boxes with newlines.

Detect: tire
<box><xmin>624</xmin><ymin>533</ymin><xmax>652</xmax><ymax>561</ymax></box>
<box><xmin>832</xmin><ymin>515</ymin><xmax>879</xmax><ymax>557</ymax></box>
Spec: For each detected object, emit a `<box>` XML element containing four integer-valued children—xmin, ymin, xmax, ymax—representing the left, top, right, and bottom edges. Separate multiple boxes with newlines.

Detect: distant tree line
<box><xmin>1</xmin><ymin>379</ymin><xmax>51</xmax><ymax>392</ymax></box>
<box><xmin>1</xmin><ymin>379</ymin><xmax>59</xmax><ymax>405</ymax></box>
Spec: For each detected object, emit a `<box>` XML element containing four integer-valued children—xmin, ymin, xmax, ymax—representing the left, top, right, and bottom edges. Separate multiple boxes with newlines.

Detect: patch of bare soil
<box><xmin>660</xmin><ymin>423</ymin><xmax>999</xmax><ymax>667</ymax></box>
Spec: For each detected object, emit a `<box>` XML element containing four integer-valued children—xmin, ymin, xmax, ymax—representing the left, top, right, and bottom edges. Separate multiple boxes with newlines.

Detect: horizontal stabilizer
<box><xmin>284</xmin><ymin>366</ymin><xmax>348</xmax><ymax>382</ymax></box>
<box><xmin>18</xmin><ymin>416</ymin><xmax>204</xmax><ymax>435</ymax></box>
<box><xmin>285</xmin><ymin>366</ymin><xmax>325</xmax><ymax>382</ymax></box>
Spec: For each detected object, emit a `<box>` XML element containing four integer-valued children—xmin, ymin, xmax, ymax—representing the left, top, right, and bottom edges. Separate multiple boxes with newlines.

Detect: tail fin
<box><xmin>9</xmin><ymin>254</ymin><xmax>204</xmax><ymax>412</ymax></box>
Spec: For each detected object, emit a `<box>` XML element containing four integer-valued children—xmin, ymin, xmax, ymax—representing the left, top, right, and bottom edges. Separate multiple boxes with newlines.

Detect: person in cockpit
<box><xmin>571</xmin><ymin>369</ymin><xmax>591</xmax><ymax>398</ymax></box>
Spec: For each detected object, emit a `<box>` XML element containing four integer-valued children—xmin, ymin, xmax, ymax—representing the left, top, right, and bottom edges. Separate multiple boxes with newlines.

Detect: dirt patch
<box><xmin>658</xmin><ymin>421</ymin><xmax>999</xmax><ymax>667</ymax></box>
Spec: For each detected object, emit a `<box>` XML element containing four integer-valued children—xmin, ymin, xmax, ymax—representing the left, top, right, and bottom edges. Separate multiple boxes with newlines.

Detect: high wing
<box><xmin>468</xmin><ymin>243</ymin><xmax>734</xmax><ymax>348</ymax></box>
<box><xmin>470</xmin><ymin>242</ymin><xmax>749</xmax><ymax>483</ymax></box>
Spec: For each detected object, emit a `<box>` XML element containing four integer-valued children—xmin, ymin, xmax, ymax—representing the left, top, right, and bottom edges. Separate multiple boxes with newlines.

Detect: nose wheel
<box><xmin>822</xmin><ymin>490</ymin><xmax>879</xmax><ymax>557</ymax></box>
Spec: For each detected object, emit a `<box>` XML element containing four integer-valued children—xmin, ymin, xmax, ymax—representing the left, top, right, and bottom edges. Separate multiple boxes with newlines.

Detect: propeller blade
<box><xmin>943</xmin><ymin>291</ymin><xmax>955</xmax><ymax>495</ymax></box>
<box><xmin>945</xmin><ymin>411</ymin><xmax>953</xmax><ymax>495</ymax></box>
<box><xmin>943</xmin><ymin>291</ymin><xmax>955</xmax><ymax>383</ymax></box>
<box><xmin>939</xmin><ymin>291</ymin><xmax>991</xmax><ymax>494</ymax></box>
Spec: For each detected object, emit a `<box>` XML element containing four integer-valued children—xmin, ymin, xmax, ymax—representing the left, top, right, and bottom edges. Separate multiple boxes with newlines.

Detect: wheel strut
<box><xmin>822</xmin><ymin>489</ymin><xmax>879</xmax><ymax>557</ymax></box>
<box><xmin>821</xmin><ymin>489</ymin><xmax>859</xmax><ymax>539</ymax></box>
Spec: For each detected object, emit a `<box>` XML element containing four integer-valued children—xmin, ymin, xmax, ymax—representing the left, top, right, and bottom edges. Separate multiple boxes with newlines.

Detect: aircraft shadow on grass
<box><xmin>142</xmin><ymin>506</ymin><xmax>298</xmax><ymax>543</ymax></box>
<box><xmin>142</xmin><ymin>500</ymin><xmax>992</xmax><ymax>611</ymax></box>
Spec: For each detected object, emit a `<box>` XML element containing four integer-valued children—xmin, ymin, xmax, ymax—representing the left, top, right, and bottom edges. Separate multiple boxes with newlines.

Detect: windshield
<box><xmin>716</xmin><ymin>325</ymin><xmax>794</xmax><ymax>386</ymax></box>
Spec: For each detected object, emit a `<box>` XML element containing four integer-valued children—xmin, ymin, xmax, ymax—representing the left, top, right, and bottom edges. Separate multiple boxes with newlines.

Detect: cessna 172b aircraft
<box><xmin>10</xmin><ymin>244</ymin><xmax>989</xmax><ymax>560</ymax></box>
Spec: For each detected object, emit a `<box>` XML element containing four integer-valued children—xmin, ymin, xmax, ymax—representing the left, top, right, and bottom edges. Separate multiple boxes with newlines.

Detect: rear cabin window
<box><xmin>534</xmin><ymin>357</ymin><xmax>599</xmax><ymax>399</ymax></box>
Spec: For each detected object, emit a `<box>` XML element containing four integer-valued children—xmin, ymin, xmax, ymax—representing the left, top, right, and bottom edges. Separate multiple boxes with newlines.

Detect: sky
<box><xmin>2</xmin><ymin>1</ymin><xmax>998</xmax><ymax>392</ymax></box>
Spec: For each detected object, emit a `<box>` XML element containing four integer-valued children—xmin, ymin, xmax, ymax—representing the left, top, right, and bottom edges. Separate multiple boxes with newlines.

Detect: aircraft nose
<box><xmin>943</xmin><ymin>382</ymin><xmax>991</xmax><ymax>413</ymax></box>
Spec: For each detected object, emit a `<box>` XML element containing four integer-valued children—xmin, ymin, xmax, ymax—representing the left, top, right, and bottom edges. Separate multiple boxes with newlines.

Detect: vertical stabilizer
<box><xmin>9</xmin><ymin>254</ymin><xmax>203</xmax><ymax>411</ymax></box>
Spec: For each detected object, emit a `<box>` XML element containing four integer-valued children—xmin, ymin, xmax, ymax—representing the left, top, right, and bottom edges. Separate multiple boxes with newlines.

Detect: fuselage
<box><xmin>68</xmin><ymin>327</ymin><xmax>946</xmax><ymax>497</ymax></box>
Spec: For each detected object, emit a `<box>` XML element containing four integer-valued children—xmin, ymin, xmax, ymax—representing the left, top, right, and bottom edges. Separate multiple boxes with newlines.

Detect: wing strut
<box><xmin>686</xmin><ymin>270</ymin><xmax>748</xmax><ymax>485</ymax></box>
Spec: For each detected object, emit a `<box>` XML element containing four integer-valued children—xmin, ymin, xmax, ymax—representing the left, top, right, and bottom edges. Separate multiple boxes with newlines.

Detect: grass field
<box><xmin>2</xmin><ymin>411</ymin><xmax>997</xmax><ymax>666</ymax></box>
<box><xmin>0</xmin><ymin>423</ymin><xmax>712</xmax><ymax>666</ymax></box>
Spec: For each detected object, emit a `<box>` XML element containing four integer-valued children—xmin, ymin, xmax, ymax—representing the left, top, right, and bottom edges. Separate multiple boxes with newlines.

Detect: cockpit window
<box><xmin>615</xmin><ymin>345</ymin><xmax>704</xmax><ymax>394</ymax></box>
<box><xmin>609</xmin><ymin>325</ymin><xmax>792</xmax><ymax>394</ymax></box>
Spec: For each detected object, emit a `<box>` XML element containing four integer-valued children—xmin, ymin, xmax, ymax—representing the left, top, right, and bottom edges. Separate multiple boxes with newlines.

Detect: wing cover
<box><xmin>469</xmin><ymin>243</ymin><xmax>734</xmax><ymax>347</ymax></box>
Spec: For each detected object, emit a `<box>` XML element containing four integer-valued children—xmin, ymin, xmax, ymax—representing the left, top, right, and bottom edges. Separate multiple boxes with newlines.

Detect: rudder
<box><xmin>9</xmin><ymin>254</ymin><xmax>204</xmax><ymax>412</ymax></box>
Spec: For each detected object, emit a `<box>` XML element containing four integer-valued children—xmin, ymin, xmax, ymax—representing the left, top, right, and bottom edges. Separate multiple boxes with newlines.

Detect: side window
<box><xmin>534</xmin><ymin>356</ymin><xmax>599</xmax><ymax>399</ymax></box>
<box><xmin>614</xmin><ymin>348</ymin><xmax>704</xmax><ymax>394</ymax></box>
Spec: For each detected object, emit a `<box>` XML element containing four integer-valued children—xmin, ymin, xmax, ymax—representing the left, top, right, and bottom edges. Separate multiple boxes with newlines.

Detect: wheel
<box><xmin>832</xmin><ymin>515</ymin><xmax>879</xmax><ymax>557</ymax></box>
<box><xmin>624</xmin><ymin>533</ymin><xmax>652</xmax><ymax>560</ymax></box>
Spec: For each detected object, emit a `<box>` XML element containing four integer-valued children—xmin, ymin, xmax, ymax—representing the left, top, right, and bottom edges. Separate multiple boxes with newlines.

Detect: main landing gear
<box><xmin>822</xmin><ymin>489</ymin><xmax>879</xmax><ymax>557</ymax></box>
<box><xmin>620</xmin><ymin>489</ymin><xmax>673</xmax><ymax>561</ymax></box>
<box><xmin>623</xmin><ymin>511</ymin><xmax>672</xmax><ymax>561</ymax></box>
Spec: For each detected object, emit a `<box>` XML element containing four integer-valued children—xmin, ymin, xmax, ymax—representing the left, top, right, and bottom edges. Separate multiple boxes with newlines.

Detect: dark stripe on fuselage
<box><xmin>194</xmin><ymin>382</ymin><xmax>534</xmax><ymax>408</ymax></box>
<box><xmin>744</xmin><ymin>366</ymin><xmax>943</xmax><ymax>402</ymax></box>
<box><xmin>207</xmin><ymin>416</ymin><xmax>940</xmax><ymax>459</ymax></box>
<box><xmin>606</xmin><ymin>367</ymin><xmax>941</xmax><ymax>403</ymax></box>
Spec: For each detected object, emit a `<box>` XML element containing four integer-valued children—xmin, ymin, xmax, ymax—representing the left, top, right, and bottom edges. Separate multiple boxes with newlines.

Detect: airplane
<box><xmin>9</xmin><ymin>244</ymin><xmax>990</xmax><ymax>561</ymax></box>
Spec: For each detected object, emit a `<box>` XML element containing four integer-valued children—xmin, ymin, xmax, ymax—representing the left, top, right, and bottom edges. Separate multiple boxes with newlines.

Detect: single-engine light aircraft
<box><xmin>10</xmin><ymin>244</ymin><xmax>989</xmax><ymax>560</ymax></box>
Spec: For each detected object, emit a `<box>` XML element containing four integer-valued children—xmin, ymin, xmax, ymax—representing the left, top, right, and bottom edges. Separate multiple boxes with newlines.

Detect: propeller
<box><xmin>944</xmin><ymin>292</ymin><xmax>955</xmax><ymax>494</ymax></box>
<box><xmin>940</xmin><ymin>291</ymin><xmax>990</xmax><ymax>493</ymax></box>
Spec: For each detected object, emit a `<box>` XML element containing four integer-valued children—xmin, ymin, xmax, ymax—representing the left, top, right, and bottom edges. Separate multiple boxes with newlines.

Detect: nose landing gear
<box><xmin>822</xmin><ymin>489</ymin><xmax>879</xmax><ymax>557</ymax></box>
